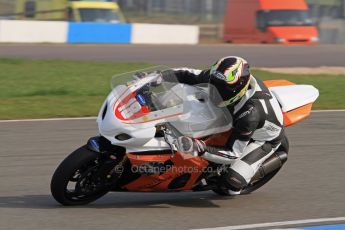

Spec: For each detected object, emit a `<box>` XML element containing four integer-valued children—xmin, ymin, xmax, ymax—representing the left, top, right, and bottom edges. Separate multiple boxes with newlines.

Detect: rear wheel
<box><xmin>51</xmin><ymin>146</ymin><xmax>112</xmax><ymax>206</ymax></box>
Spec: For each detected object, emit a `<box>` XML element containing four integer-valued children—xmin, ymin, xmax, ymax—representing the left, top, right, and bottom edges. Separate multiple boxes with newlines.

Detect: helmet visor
<box><xmin>209</xmin><ymin>72</ymin><xmax>250</xmax><ymax>107</ymax></box>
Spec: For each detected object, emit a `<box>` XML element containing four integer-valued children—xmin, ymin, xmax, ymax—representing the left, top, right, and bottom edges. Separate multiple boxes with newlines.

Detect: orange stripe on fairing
<box><xmin>112</xmin><ymin>87</ymin><xmax>182</xmax><ymax>124</ymax></box>
<box><xmin>127</xmin><ymin>153</ymin><xmax>171</xmax><ymax>166</ymax></box>
<box><xmin>264</xmin><ymin>80</ymin><xmax>296</xmax><ymax>88</ymax></box>
<box><xmin>112</xmin><ymin>87</ymin><xmax>132</xmax><ymax>120</ymax></box>
<box><xmin>283</xmin><ymin>103</ymin><xmax>313</xmax><ymax>127</ymax></box>
<box><xmin>112</xmin><ymin>88</ymin><xmax>152</xmax><ymax>121</ymax></box>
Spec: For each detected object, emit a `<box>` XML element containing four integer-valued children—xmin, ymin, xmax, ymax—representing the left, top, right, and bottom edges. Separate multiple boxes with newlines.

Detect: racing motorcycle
<box><xmin>50</xmin><ymin>67</ymin><xmax>319</xmax><ymax>206</ymax></box>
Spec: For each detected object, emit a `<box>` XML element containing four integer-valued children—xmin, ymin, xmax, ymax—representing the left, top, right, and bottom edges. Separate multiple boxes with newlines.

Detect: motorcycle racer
<box><xmin>154</xmin><ymin>56</ymin><xmax>289</xmax><ymax>194</ymax></box>
<box><xmin>51</xmin><ymin>56</ymin><xmax>320</xmax><ymax>205</ymax></box>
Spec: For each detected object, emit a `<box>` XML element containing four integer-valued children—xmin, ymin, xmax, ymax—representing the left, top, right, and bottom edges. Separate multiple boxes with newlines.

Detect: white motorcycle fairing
<box><xmin>97</xmin><ymin>73</ymin><xmax>232</xmax><ymax>153</ymax></box>
<box><xmin>270</xmin><ymin>85</ymin><xmax>319</xmax><ymax>112</ymax></box>
<box><xmin>97</xmin><ymin>69</ymin><xmax>319</xmax><ymax>153</ymax></box>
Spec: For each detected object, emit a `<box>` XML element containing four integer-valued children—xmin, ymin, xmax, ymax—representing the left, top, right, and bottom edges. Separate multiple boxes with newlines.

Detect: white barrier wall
<box><xmin>0</xmin><ymin>20</ymin><xmax>199</xmax><ymax>44</ymax></box>
<box><xmin>131</xmin><ymin>23</ymin><xmax>199</xmax><ymax>45</ymax></box>
<box><xmin>0</xmin><ymin>20</ymin><xmax>67</xmax><ymax>43</ymax></box>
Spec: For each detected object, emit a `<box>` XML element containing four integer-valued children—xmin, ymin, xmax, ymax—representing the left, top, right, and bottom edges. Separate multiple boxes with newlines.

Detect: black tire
<box><xmin>212</xmin><ymin>187</ymin><xmax>232</xmax><ymax>196</ymax></box>
<box><xmin>51</xmin><ymin>145</ymin><xmax>110</xmax><ymax>206</ymax></box>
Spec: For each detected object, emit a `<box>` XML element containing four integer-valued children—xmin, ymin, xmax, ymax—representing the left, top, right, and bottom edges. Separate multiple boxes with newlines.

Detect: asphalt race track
<box><xmin>1</xmin><ymin>44</ymin><xmax>345</xmax><ymax>67</ymax></box>
<box><xmin>0</xmin><ymin>111</ymin><xmax>344</xmax><ymax>230</ymax></box>
<box><xmin>0</xmin><ymin>42</ymin><xmax>344</xmax><ymax>229</ymax></box>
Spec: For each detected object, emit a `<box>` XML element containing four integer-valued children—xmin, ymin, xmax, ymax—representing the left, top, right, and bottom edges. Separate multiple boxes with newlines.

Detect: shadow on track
<box><xmin>0</xmin><ymin>192</ymin><xmax>237</xmax><ymax>209</ymax></box>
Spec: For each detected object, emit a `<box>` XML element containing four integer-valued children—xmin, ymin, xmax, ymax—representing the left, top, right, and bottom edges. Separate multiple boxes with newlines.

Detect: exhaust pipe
<box><xmin>251</xmin><ymin>151</ymin><xmax>288</xmax><ymax>181</ymax></box>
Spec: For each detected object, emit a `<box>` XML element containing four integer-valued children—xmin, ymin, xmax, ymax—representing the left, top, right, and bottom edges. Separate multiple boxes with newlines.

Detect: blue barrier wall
<box><xmin>67</xmin><ymin>23</ymin><xmax>131</xmax><ymax>43</ymax></box>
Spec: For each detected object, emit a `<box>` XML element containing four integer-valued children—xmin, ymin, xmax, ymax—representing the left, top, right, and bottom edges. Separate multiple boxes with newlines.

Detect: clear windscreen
<box><xmin>168</xmin><ymin>83</ymin><xmax>233</xmax><ymax>137</ymax></box>
<box><xmin>110</xmin><ymin>67</ymin><xmax>232</xmax><ymax>137</ymax></box>
<box><xmin>111</xmin><ymin>66</ymin><xmax>183</xmax><ymax>112</ymax></box>
<box><xmin>111</xmin><ymin>66</ymin><xmax>169</xmax><ymax>89</ymax></box>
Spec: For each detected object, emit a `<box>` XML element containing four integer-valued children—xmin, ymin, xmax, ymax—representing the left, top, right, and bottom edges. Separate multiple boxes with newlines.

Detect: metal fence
<box><xmin>117</xmin><ymin>0</ymin><xmax>227</xmax><ymax>14</ymax></box>
<box><xmin>118</xmin><ymin>0</ymin><xmax>345</xmax><ymax>20</ymax></box>
<box><xmin>0</xmin><ymin>0</ymin><xmax>15</xmax><ymax>17</ymax></box>
<box><xmin>118</xmin><ymin>0</ymin><xmax>345</xmax><ymax>43</ymax></box>
<box><xmin>117</xmin><ymin>0</ymin><xmax>227</xmax><ymax>24</ymax></box>
<box><xmin>307</xmin><ymin>0</ymin><xmax>345</xmax><ymax>43</ymax></box>
<box><xmin>2</xmin><ymin>0</ymin><xmax>344</xmax><ymax>21</ymax></box>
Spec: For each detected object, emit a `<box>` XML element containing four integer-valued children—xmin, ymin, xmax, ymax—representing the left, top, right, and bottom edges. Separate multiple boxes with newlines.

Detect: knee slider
<box><xmin>223</xmin><ymin>168</ymin><xmax>248</xmax><ymax>191</ymax></box>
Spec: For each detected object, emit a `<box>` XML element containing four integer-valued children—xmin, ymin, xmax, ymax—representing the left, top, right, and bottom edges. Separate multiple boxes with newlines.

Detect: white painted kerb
<box><xmin>192</xmin><ymin>217</ymin><xmax>345</xmax><ymax>230</ymax></box>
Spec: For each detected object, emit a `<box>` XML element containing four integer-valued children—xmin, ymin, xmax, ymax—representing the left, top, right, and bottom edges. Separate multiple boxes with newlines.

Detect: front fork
<box><xmin>86</xmin><ymin>136</ymin><xmax>127</xmax><ymax>186</ymax></box>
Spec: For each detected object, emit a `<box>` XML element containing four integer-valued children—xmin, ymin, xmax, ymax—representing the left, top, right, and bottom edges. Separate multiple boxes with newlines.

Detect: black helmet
<box><xmin>209</xmin><ymin>56</ymin><xmax>251</xmax><ymax>107</ymax></box>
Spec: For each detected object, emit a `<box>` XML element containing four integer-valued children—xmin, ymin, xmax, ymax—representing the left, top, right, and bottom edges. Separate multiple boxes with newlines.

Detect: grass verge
<box><xmin>0</xmin><ymin>58</ymin><xmax>343</xmax><ymax>119</ymax></box>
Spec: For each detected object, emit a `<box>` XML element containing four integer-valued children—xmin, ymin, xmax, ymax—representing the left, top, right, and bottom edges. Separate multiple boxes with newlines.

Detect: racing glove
<box><xmin>150</xmin><ymin>71</ymin><xmax>163</xmax><ymax>87</ymax></box>
<box><xmin>177</xmin><ymin>136</ymin><xmax>206</xmax><ymax>157</ymax></box>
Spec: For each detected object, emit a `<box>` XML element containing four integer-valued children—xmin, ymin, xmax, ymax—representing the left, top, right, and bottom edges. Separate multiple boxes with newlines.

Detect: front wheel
<box><xmin>51</xmin><ymin>146</ymin><xmax>111</xmax><ymax>206</ymax></box>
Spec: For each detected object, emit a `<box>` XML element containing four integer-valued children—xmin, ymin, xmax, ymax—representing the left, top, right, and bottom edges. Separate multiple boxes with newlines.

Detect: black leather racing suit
<box><xmin>162</xmin><ymin>68</ymin><xmax>288</xmax><ymax>191</ymax></box>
